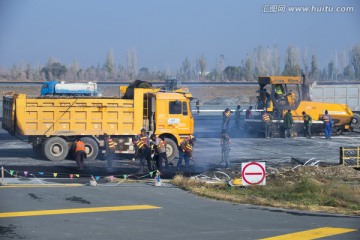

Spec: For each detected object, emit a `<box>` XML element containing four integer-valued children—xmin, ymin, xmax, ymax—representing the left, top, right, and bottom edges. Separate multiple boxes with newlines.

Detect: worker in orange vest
<box><xmin>177</xmin><ymin>136</ymin><xmax>196</xmax><ymax>170</ymax></box>
<box><xmin>75</xmin><ymin>139</ymin><xmax>87</xmax><ymax>170</ymax></box>
<box><xmin>104</xmin><ymin>133</ymin><xmax>116</xmax><ymax>168</ymax></box>
<box><xmin>133</xmin><ymin>128</ymin><xmax>153</xmax><ymax>174</ymax></box>
<box><xmin>150</xmin><ymin>134</ymin><xmax>168</xmax><ymax>173</ymax></box>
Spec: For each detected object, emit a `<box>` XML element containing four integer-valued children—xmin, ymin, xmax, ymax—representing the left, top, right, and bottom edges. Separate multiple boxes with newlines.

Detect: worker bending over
<box><xmin>177</xmin><ymin>136</ymin><xmax>196</xmax><ymax>170</ymax></box>
<box><xmin>150</xmin><ymin>134</ymin><xmax>169</xmax><ymax>173</ymax></box>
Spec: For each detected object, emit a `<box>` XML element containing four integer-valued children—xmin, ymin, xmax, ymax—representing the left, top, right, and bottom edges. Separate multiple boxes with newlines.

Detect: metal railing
<box><xmin>340</xmin><ymin>147</ymin><xmax>360</xmax><ymax>168</ymax></box>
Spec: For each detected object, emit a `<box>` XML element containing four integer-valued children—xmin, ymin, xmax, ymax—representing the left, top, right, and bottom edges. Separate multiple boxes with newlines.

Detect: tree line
<box><xmin>0</xmin><ymin>44</ymin><xmax>359</xmax><ymax>82</ymax></box>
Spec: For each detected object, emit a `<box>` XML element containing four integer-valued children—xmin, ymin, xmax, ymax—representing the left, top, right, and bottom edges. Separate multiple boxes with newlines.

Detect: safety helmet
<box><xmin>232</xmin><ymin>178</ymin><xmax>242</xmax><ymax>186</ymax></box>
<box><xmin>140</xmin><ymin>127</ymin><xmax>146</xmax><ymax>132</ymax></box>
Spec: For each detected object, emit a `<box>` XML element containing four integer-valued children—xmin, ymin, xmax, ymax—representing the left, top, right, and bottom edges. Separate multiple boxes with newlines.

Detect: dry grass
<box><xmin>172</xmin><ymin>166</ymin><xmax>360</xmax><ymax>216</ymax></box>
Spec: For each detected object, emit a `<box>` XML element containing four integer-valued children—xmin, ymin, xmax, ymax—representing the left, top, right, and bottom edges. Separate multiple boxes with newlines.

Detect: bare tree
<box><xmin>125</xmin><ymin>49</ymin><xmax>137</xmax><ymax>80</ymax></box>
<box><xmin>272</xmin><ymin>46</ymin><xmax>281</xmax><ymax>75</ymax></box>
<box><xmin>328</xmin><ymin>60</ymin><xmax>335</xmax><ymax>81</ymax></box>
<box><xmin>178</xmin><ymin>57</ymin><xmax>192</xmax><ymax>81</ymax></box>
<box><xmin>26</xmin><ymin>63</ymin><xmax>33</xmax><ymax>81</ymax></box>
<box><xmin>350</xmin><ymin>44</ymin><xmax>360</xmax><ymax>80</ymax></box>
<box><xmin>310</xmin><ymin>53</ymin><xmax>318</xmax><ymax>81</ymax></box>
<box><xmin>104</xmin><ymin>49</ymin><xmax>115</xmax><ymax>80</ymax></box>
<box><xmin>339</xmin><ymin>49</ymin><xmax>347</xmax><ymax>80</ymax></box>
<box><xmin>264</xmin><ymin>47</ymin><xmax>272</xmax><ymax>76</ymax></box>
<box><xmin>282</xmin><ymin>45</ymin><xmax>301</xmax><ymax>76</ymax></box>
<box><xmin>197</xmin><ymin>55</ymin><xmax>207</xmax><ymax>80</ymax></box>
<box><xmin>302</xmin><ymin>47</ymin><xmax>309</xmax><ymax>80</ymax></box>
<box><xmin>253</xmin><ymin>46</ymin><xmax>263</xmax><ymax>76</ymax></box>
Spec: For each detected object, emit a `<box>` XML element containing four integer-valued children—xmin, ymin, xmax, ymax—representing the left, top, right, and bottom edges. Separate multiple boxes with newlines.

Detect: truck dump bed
<box><xmin>2</xmin><ymin>93</ymin><xmax>145</xmax><ymax>136</ymax></box>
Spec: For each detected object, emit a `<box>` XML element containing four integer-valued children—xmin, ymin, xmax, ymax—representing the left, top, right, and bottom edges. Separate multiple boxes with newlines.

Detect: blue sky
<box><xmin>0</xmin><ymin>0</ymin><xmax>359</xmax><ymax>70</ymax></box>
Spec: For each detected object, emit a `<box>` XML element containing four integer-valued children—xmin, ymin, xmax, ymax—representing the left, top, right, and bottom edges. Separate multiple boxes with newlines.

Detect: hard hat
<box><xmin>232</xmin><ymin>178</ymin><xmax>242</xmax><ymax>186</ymax></box>
<box><xmin>140</xmin><ymin>127</ymin><xmax>146</xmax><ymax>132</ymax></box>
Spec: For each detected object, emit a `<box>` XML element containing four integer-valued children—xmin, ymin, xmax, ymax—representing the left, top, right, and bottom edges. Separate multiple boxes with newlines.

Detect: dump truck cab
<box><xmin>121</xmin><ymin>84</ymin><xmax>194</xmax><ymax>160</ymax></box>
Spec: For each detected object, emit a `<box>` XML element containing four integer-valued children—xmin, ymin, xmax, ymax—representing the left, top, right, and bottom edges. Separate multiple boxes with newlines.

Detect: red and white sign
<box><xmin>241</xmin><ymin>162</ymin><xmax>266</xmax><ymax>186</ymax></box>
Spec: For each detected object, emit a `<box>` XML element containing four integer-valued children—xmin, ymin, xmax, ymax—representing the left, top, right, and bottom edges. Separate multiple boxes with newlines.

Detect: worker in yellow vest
<box><xmin>302</xmin><ymin>111</ymin><xmax>312</xmax><ymax>138</ymax></box>
<box><xmin>262</xmin><ymin>111</ymin><xmax>273</xmax><ymax>138</ymax></box>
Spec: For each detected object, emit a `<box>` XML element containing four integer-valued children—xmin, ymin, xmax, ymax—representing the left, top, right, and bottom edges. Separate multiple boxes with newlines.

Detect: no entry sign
<box><xmin>241</xmin><ymin>162</ymin><xmax>266</xmax><ymax>186</ymax></box>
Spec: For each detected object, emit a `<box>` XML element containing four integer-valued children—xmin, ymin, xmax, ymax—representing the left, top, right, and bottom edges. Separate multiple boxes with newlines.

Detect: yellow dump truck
<box><xmin>2</xmin><ymin>85</ymin><xmax>194</xmax><ymax>162</ymax></box>
<box><xmin>245</xmin><ymin>76</ymin><xmax>354</xmax><ymax>137</ymax></box>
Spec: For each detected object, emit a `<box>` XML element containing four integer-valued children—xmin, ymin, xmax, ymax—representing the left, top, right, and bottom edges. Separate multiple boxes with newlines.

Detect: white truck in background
<box><xmin>40</xmin><ymin>81</ymin><xmax>99</xmax><ymax>96</ymax></box>
<box><xmin>310</xmin><ymin>81</ymin><xmax>360</xmax><ymax>128</ymax></box>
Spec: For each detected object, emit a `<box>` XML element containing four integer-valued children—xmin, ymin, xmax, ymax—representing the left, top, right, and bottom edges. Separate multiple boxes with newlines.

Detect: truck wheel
<box><xmin>80</xmin><ymin>137</ymin><xmax>99</xmax><ymax>161</ymax></box>
<box><xmin>33</xmin><ymin>144</ymin><xmax>43</xmax><ymax>159</ymax></box>
<box><xmin>43</xmin><ymin>137</ymin><xmax>69</xmax><ymax>161</ymax></box>
<box><xmin>164</xmin><ymin>138</ymin><xmax>178</xmax><ymax>164</ymax></box>
<box><xmin>351</xmin><ymin>113</ymin><xmax>360</xmax><ymax>129</ymax></box>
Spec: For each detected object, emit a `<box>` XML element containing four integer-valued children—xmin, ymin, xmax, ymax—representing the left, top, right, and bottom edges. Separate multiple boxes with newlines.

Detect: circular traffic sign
<box><xmin>242</xmin><ymin>162</ymin><xmax>266</xmax><ymax>185</ymax></box>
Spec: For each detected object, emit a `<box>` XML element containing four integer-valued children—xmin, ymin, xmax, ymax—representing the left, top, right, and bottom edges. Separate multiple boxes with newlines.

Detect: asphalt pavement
<box><xmin>1</xmin><ymin>183</ymin><xmax>359</xmax><ymax>240</ymax></box>
<box><xmin>1</xmin><ymin>120</ymin><xmax>360</xmax><ymax>239</ymax></box>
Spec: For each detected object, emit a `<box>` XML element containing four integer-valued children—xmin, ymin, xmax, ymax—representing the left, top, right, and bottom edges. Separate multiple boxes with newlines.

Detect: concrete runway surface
<box><xmin>1</xmin><ymin>121</ymin><xmax>360</xmax><ymax>239</ymax></box>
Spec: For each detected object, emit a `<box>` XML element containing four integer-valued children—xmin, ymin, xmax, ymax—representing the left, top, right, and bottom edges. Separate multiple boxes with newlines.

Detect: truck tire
<box><xmin>80</xmin><ymin>137</ymin><xmax>99</xmax><ymax>161</ymax></box>
<box><xmin>351</xmin><ymin>113</ymin><xmax>360</xmax><ymax>129</ymax></box>
<box><xmin>164</xmin><ymin>138</ymin><xmax>178</xmax><ymax>164</ymax></box>
<box><xmin>42</xmin><ymin>137</ymin><xmax>69</xmax><ymax>161</ymax></box>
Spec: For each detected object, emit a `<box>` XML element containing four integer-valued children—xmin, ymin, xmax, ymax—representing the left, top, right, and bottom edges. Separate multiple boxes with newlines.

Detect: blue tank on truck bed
<box><xmin>40</xmin><ymin>81</ymin><xmax>98</xmax><ymax>96</ymax></box>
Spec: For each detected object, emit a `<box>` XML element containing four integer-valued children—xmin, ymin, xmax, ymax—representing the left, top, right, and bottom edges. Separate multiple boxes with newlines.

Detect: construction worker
<box><xmin>245</xmin><ymin>106</ymin><xmax>253</xmax><ymax>119</ymax></box>
<box><xmin>259</xmin><ymin>89</ymin><xmax>270</xmax><ymax>109</ymax></box>
<box><xmin>222</xmin><ymin>108</ymin><xmax>231</xmax><ymax>133</ymax></box>
<box><xmin>234</xmin><ymin>105</ymin><xmax>241</xmax><ymax>129</ymax></box>
<box><xmin>265</xmin><ymin>89</ymin><xmax>271</xmax><ymax>108</ymax></box>
<box><xmin>221</xmin><ymin>130</ymin><xmax>231</xmax><ymax>169</ymax></box>
<box><xmin>196</xmin><ymin>100</ymin><xmax>200</xmax><ymax>114</ymax></box>
<box><xmin>104</xmin><ymin>133</ymin><xmax>115</xmax><ymax>168</ymax></box>
<box><xmin>74</xmin><ymin>139</ymin><xmax>87</xmax><ymax>170</ymax></box>
<box><xmin>150</xmin><ymin>134</ymin><xmax>168</xmax><ymax>173</ymax></box>
<box><xmin>302</xmin><ymin>111</ymin><xmax>312</xmax><ymax>138</ymax></box>
<box><xmin>133</xmin><ymin>128</ymin><xmax>152</xmax><ymax>173</ymax></box>
<box><xmin>177</xmin><ymin>136</ymin><xmax>196</xmax><ymax>170</ymax></box>
<box><xmin>283</xmin><ymin>110</ymin><xmax>294</xmax><ymax>138</ymax></box>
<box><xmin>322</xmin><ymin>110</ymin><xmax>333</xmax><ymax>139</ymax></box>
<box><xmin>275</xmin><ymin>84</ymin><xmax>284</xmax><ymax>96</ymax></box>
<box><xmin>262</xmin><ymin>111</ymin><xmax>272</xmax><ymax>138</ymax></box>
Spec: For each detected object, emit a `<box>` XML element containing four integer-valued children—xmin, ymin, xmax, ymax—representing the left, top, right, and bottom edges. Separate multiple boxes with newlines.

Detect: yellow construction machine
<box><xmin>244</xmin><ymin>76</ymin><xmax>354</xmax><ymax>137</ymax></box>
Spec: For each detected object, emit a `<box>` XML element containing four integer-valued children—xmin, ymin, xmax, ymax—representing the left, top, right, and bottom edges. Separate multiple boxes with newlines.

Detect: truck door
<box><xmin>168</xmin><ymin>100</ymin><xmax>193</xmax><ymax>134</ymax></box>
